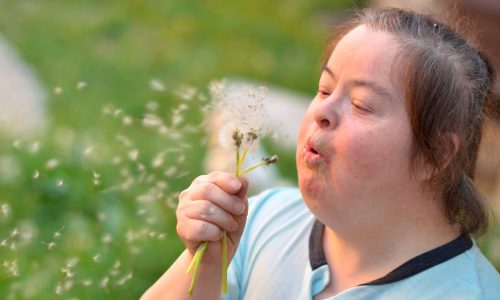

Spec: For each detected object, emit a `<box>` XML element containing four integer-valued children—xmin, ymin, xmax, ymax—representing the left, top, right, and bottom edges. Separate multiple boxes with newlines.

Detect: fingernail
<box><xmin>233</xmin><ymin>202</ymin><xmax>245</xmax><ymax>214</ymax></box>
<box><xmin>229</xmin><ymin>179</ymin><xmax>241</xmax><ymax>190</ymax></box>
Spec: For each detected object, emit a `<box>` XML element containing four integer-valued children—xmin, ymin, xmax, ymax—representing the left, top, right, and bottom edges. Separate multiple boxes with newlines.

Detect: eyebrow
<box><xmin>322</xmin><ymin>65</ymin><xmax>392</xmax><ymax>98</ymax></box>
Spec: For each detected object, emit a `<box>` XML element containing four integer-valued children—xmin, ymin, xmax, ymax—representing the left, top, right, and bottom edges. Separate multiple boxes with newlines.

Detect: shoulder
<box><xmin>392</xmin><ymin>244</ymin><xmax>500</xmax><ymax>299</ymax></box>
<box><xmin>246</xmin><ymin>187</ymin><xmax>311</xmax><ymax>228</ymax></box>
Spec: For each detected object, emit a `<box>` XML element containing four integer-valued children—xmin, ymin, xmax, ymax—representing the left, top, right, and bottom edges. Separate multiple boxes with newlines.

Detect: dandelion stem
<box><xmin>221</xmin><ymin>231</ymin><xmax>228</xmax><ymax>295</ymax></box>
<box><xmin>239</xmin><ymin>149</ymin><xmax>247</xmax><ymax>167</ymax></box>
<box><xmin>235</xmin><ymin>145</ymin><xmax>241</xmax><ymax>176</ymax></box>
<box><xmin>239</xmin><ymin>155</ymin><xmax>278</xmax><ymax>176</ymax></box>
<box><xmin>188</xmin><ymin>241</ymin><xmax>208</xmax><ymax>296</ymax></box>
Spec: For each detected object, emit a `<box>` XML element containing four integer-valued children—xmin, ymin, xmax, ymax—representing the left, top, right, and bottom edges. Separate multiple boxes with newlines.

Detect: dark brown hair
<box><xmin>322</xmin><ymin>8</ymin><xmax>495</xmax><ymax>236</ymax></box>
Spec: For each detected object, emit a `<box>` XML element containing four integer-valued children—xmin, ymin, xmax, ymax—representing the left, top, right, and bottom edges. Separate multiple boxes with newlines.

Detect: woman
<box><xmin>142</xmin><ymin>8</ymin><xmax>500</xmax><ymax>299</ymax></box>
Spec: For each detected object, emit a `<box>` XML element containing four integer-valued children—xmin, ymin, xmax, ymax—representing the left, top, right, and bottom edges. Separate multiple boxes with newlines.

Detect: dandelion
<box><xmin>187</xmin><ymin>81</ymin><xmax>278</xmax><ymax>296</ymax></box>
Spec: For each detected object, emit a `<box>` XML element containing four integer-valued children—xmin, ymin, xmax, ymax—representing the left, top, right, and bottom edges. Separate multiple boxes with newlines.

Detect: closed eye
<box><xmin>318</xmin><ymin>90</ymin><xmax>331</xmax><ymax>98</ymax></box>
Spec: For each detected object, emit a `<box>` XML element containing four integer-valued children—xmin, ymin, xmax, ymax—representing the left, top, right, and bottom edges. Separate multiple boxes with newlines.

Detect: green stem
<box><xmin>239</xmin><ymin>149</ymin><xmax>247</xmax><ymax>167</ymax></box>
<box><xmin>239</xmin><ymin>160</ymin><xmax>267</xmax><ymax>176</ymax></box>
<box><xmin>188</xmin><ymin>241</ymin><xmax>208</xmax><ymax>296</ymax></box>
<box><xmin>221</xmin><ymin>231</ymin><xmax>228</xmax><ymax>295</ymax></box>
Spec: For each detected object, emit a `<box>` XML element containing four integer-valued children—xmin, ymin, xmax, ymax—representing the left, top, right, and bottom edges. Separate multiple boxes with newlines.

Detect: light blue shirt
<box><xmin>223</xmin><ymin>187</ymin><xmax>500</xmax><ymax>299</ymax></box>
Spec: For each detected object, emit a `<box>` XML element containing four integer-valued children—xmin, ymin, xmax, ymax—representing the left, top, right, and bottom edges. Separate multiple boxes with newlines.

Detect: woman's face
<box><xmin>296</xmin><ymin>25</ymin><xmax>416</xmax><ymax>222</ymax></box>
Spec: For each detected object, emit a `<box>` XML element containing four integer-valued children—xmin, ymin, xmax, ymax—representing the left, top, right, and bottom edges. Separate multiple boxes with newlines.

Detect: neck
<box><xmin>318</xmin><ymin>189</ymin><xmax>461</xmax><ymax>296</ymax></box>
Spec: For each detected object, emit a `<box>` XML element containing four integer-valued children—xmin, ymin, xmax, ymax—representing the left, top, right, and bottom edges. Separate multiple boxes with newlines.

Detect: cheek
<box><xmin>337</xmin><ymin>126</ymin><xmax>413</xmax><ymax>180</ymax></box>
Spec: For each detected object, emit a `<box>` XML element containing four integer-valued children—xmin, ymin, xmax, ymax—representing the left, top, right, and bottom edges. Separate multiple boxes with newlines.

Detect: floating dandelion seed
<box><xmin>117</xmin><ymin>272</ymin><xmax>133</xmax><ymax>285</ymax></box>
<box><xmin>102</xmin><ymin>233</ymin><xmax>112</xmax><ymax>244</ymax></box>
<box><xmin>150</xmin><ymin>79</ymin><xmax>166</xmax><ymax>91</ymax></box>
<box><xmin>1</xmin><ymin>203</ymin><xmax>11</xmax><ymax>217</ymax></box>
<box><xmin>128</xmin><ymin>150</ymin><xmax>139</xmax><ymax>161</ymax></box>
<box><xmin>112</xmin><ymin>156</ymin><xmax>122</xmax><ymax>165</ymax></box>
<box><xmin>100</xmin><ymin>276</ymin><xmax>109</xmax><ymax>289</ymax></box>
<box><xmin>45</xmin><ymin>159</ymin><xmax>60</xmax><ymax>169</ymax></box>
<box><xmin>54</xmin><ymin>86</ymin><xmax>62</xmax><ymax>95</ymax></box>
<box><xmin>146</xmin><ymin>101</ymin><xmax>159</xmax><ymax>111</ymax></box>
<box><xmin>122</xmin><ymin>116</ymin><xmax>133</xmax><ymax>125</ymax></box>
<box><xmin>29</xmin><ymin>141</ymin><xmax>40</xmax><ymax>153</ymax></box>
<box><xmin>76</xmin><ymin>81</ymin><xmax>87</xmax><ymax>90</ymax></box>
<box><xmin>175</xmin><ymin>85</ymin><xmax>197</xmax><ymax>100</ymax></box>
<box><xmin>82</xmin><ymin>279</ymin><xmax>93</xmax><ymax>286</ymax></box>
<box><xmin>33</xmin><ymin>170</ymin><xmax>40</xmax><ymax>179</ymax></box>
<box><xmin>56</xmin><ymin>179</ymin><xmax>64</xmax><ymax>187</ymax></box>
<box><xmin>143</xmin><ymin>114</ymin><xmax>163</xmax><ymax>128</ymax></box>
<box><xmin>45</xmin><ymin>241</ymin><xmax>57</xmax><ymax>250</ymax></box>
<box><xmin>12</xmin><ymin>139</ymin><xmax>22</xmax><ymax>148</ymax></box>
<box><xmin>83</xmin><ymin>146</ymin><xmax>93</xmax><ymax>156</ymax></box>
<box><xmin>164</xmin><ymin>166</ymin><xmax>177</xmax><ymax>177</ymax></box>
<box><xmin>92</xmin><ymin>253</ymin><xmax>101</xmax><ymax>263</ymax></box>
<box><xmin>158</xmin><ymin>233</ymin><xmax>166</xmax><ymax>240</ymax></box>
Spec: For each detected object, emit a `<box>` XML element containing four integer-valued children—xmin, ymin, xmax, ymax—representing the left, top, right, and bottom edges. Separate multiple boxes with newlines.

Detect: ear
<box><xmin>441</xmin><ymin>132</ymin><xmax>459</xmax><ymax>169</ymax></box>
<box><xmin>415</xmin><ymin>132</ymin><xmax>459</xmax><ymax>183</ymax></box>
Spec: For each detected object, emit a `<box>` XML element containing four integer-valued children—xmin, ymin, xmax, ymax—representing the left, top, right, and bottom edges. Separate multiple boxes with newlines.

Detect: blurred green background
<box><xmin>0</xmin><ymin>0</ymin><xmax>498</xmax><ymax>299</ymax></box>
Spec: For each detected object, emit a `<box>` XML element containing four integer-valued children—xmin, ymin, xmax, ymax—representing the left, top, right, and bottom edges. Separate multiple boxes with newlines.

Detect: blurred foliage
<box><xmin>0</xmin><ymin>0</ymin><xmax>497</xmax><ymax>299</ymax></box>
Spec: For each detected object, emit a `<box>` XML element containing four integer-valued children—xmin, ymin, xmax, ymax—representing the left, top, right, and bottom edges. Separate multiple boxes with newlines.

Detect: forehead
<box><xmin>325</xmin><ymin>25</ymin><xmax>403</xmax><ymax>96</ymax></box>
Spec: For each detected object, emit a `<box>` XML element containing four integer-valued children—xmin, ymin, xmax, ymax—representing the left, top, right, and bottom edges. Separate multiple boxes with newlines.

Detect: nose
<box><xmin>312</xmin><ymin>96</ymin><xmax>339</xmax><ymax>130</ymax></box>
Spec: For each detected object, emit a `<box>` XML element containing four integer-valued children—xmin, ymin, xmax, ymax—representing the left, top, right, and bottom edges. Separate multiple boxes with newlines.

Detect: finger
<box><xmin>194</xmin><ymin>171</ymin><xmax>244</xmax><ymax>195</ymax></box>
<box><xmin>176</xmin><ymin>218</ymin><xmax>223</xmax><ymax>245</ymax></box>
<box><xmin>187</xmin><ymin>181</ymin><xmax>246</xmax><ymax>215</ymax></box>
<box><xmin>183</xmin><ymin>200</ymin><xmax>239</xmax><ymax>232</ymax></box>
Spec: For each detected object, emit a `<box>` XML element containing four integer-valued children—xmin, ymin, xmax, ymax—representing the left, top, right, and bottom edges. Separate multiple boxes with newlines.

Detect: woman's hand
<box><xmin>176</xmin><ymin>171</ymin><xmax>249</xmax><ymax>262</ymax></box>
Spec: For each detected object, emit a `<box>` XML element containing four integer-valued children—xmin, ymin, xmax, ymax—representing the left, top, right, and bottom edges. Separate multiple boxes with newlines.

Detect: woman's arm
<box><xmin>141</xmin><ymin>171</ymin><xmax>249</xmax><ymax>299</ymax></box>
